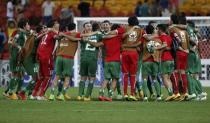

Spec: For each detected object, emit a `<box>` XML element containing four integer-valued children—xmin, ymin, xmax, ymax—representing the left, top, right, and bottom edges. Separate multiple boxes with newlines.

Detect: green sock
<box><xmin>78</xmin><ymin>80</ymin><xmax>85</xmax><ymax>97</ymax></box>
<box><xmin>167</xmin><ymin>87</ymin><xmax>173</xmax><ymax>96</ymax></box>
<box><xmin>8</xmin><ymin>78</ymin><xmax>18</xmax><ymax>94</ymax></box>
<box><xmin>147</xmin><ymin>79</ymin><xmax>154</xmax><ymax>95</ymax></box>
<box><xmin>85</xmin><ymin>80</ymin><xmax>94</xmax><ymax>98</ymax></box>
<box><xmin>194</xmin><ymin>79</ymin><xmax>203</xmax><ymax>94</ymax></box>
<box><xmin>16</xmin><ymin>78</ymin><xmax>23</xmax><ymax>93</ymax></box>
<box><xmin>153</xmin><ymin>80</ymin><xmax>161</xmax><ymax>97</ymax></box>
<box><xmin>51</xmin><ymin>88</ymin><xmax>55</xmax><ymax>95</ymax></box>
<box><xmin>108</xmin><ymin>89</ymin><xmax>114</xmax><ymax>98</ymax></box>
<box><xmin>26</xmin><ymin>80</ymin><xmax>35</xmax><ymax>95</ymax></box>
<box><xmin>58</xmin><ymin>80</ymin><xmax>63</xmax><ymax>95</ymax></box>
<box><xmin>116</xmin><ymin>80</ymin><xmax>122</xmax><ymax>95</ymax></box>
<box><xmin>187</xmin><ymin>74</ymin><xmax>195</xmax><ymax>95</ymax></box>
<box><xmin>62</xmin><ymin>87</ymin><xmax>68</xmax><ymax>95</ymax></box>
<box><xmin>142</xmin><ymin>79</ymin><xmax>148</xmax><ymax>97</ymax></box>
<box><xmin>99</xmin><ymin>89</ymin><xmax>105</xmax><ymax>96</ymax></box>
<box><xmin>135</xmin><ymin>81</ymin><xmax>141</xmax><ymax>92</ymax></box>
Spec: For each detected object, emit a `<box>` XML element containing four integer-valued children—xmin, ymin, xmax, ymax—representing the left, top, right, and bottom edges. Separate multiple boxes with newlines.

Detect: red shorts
<box><xmin>176</xmin><ymin>51</ymin><xmax>188</xmax><ymax>70</ymax></box>
<box><xmin>122</xmin><ymin>51</ymin><xmax>139</xmax><ymax>75</ymax></box>
<box><xmin>38</xmin><ymin>56</ymin><xmax>54</xmax><ymax>77</ymax></box>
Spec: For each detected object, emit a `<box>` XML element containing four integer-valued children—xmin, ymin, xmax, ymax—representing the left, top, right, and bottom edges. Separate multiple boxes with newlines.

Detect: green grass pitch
<box><xmin>0</xmin><ymin>87</ymin><xmax>210</xmax><ymax>123</ymax></box>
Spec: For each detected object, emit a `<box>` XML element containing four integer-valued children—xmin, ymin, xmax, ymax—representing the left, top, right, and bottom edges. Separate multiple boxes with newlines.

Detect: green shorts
<box><xmin>9</xmin><ymin>55</ymin><xmax>23</xmax><ymax>73</ymax></box>
<box><xmin>142</xmin><ymin>62</ymin><xmax>159</xmax><ymax>77</ymax></box>
<box><xmin>104</xmin><ymin>62</ymin><xmax>120</xmax><ymax>80</ymax></box>
<box><xmin>23</xmin><ymin>55</ymin><xmax>38</xmax><ymax>76</ymax></box>
<box><xmin>161</xmin><ymin>61</ymin><xmax>174</xmax><ymax>75</ymax></box>
<box><xmin>55</xmin><ymin>56</ymin><xmax>74</xmax><ymax>77</ymax></box>
<box><xmin>80</xmin><ymin>55</ymin><xmax>97</xmax><ymax>77</ymax></box>
<box><xmin>187</xmin><ymin>52</ymin><xmax>201</xmax><ymax>74</ymax></box>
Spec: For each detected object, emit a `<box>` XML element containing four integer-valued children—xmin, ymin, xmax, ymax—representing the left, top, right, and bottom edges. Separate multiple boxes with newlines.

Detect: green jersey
<box><xmin>80</xmin><ymin>33</ymin><xmax>102</xmax><ymax>57</ymax></box>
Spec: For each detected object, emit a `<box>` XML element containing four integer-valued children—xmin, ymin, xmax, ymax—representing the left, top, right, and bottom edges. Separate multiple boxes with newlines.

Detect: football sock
<box><xmin>154</xmin><ymin>80</ymin><xmax>161</xmax><ymax>97</ymax></box>
<box><xmin>85</xmin><ymin>80</ymin><xmax>94</xmax><ymax>98</ymax></box>
<box><xmin>78</xmin><ymin>80</ymin><xmax>85</xmax><ymax>97</ymax></box>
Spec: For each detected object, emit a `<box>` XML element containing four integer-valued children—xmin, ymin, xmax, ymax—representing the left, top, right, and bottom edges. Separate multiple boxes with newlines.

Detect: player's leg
<box><xmin>84</xmin><ymin>56</ymin><xmax>97</xmax><ymax>101</ymax></box>
<box><xmin>152</xmin><ymin>62</ymin><xmax>161</xmax><ymax>100</ymax></box>
<box><xmin>77</xmin><ymin>57</ymin><xmax>88</xmax><ymax>100</ymax></box>
<box><xmin>98</xmin><ymin>62</ymin><xmax>110</xmax><ymax>100</ymax></box>
<box><xmin>161</xmin><ymin>61</ymin><xmax>175</xmax><ymax>101</ymax></box>
<box><xmin>61</xmin><ymin>58</ymin><xmax>74</xmax><ymax>100</ymax></box>
<box><xmin>121</xmin><ymin>51</ymin><xmax>129</xmax><ymax>100</ymax></box>
<box><xmin>128</xmin><ymin>51</ymin><xmax>138</xmax><ymax>101</ymax></box>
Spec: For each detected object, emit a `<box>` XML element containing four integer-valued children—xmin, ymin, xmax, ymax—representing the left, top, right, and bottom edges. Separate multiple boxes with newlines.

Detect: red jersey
<box><xmin>37</xmin><ymin>31</ymin><xmax>58</xmax><ymax>59</ymax></box>
<box><xmin>159</xmin><ymin>34</ymin><xmax>173</xmax><ymax>61</ymax></box>
<box><xmin>103</xmin><ymin>27</ymin><xmax>125</xmax><ymax>62</ymax></box>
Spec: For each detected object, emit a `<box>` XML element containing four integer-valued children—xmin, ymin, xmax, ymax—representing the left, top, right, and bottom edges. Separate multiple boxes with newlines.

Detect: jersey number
<box><xmin>41</xmin><ymin>34</ymin><xmax>48</xmax><ymax>45</ymax></box>
<box><xmin>85</xmin><ymin>39</ymin><xmax>97</xmax><ymax>51</ymax></box>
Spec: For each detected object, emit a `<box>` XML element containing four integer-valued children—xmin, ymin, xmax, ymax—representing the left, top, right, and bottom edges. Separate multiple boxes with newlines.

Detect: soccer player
<box><xmin>169</xmin><ymin>14</ymin><xmax>189</xmax><ymax>101</ymax></box>
<box><xmin>32</xmin><ymin>20</ymin><xmax>59</xmax><ymax>100</ymax></box>
<box><xmin>77</xmin><ymin>22</ymin><xmax>103</xmax><ymax>101</ymax></box>
<box><xmin>173</xmin><ymin>21</ymin><xmax>207</xmax><ymax>100</ymax></box>
<box><xmin>86</xmin><ymin>23</ymin><xmax>124</xmax><ymax>101</ymax></box>
<box><xmin>141</xmin><ymin>24</ymin><xmax>162</xmax><ymax>101</ymax></box>
<box><xmin>156</xmin><ymin>24</ymin><xmax>175</xmax><ymax>101</ymax></box>
<box><xmin>7</xmin><ymin>18</ymin><xmax>31</xmax><ymax>100</ymax></box>
<box><xmin>121</xmin><ymin>16</ymin><xmax>145</xmax><ymax>101</ymax></box>
<box><xmin>49</xmin><ymin>23</ymin><xmax>81</xmax><ymax>101</ymax></box>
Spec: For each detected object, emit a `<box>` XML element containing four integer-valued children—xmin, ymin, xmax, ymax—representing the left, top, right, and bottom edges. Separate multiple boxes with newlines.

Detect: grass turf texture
<box><xmin>0</xmin><ymin>87</ymin><xmax>210</xmax><ymax>123</ymax></box>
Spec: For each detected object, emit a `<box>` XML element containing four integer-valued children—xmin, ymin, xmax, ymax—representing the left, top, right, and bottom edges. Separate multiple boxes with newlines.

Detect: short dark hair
<box><xmin>92</xmin><ymin>22</ymin><xmax>100</xmax><ymax>31</ymax></box>
<box><xmin>103</xmin><ymin>20</ymin><xmax>110</xmax><ymax>24</ymax></box>
<box><xmin>111</xmin><ymin>24</ymin><xmax>120</xmax><ymax>31</ymax></box>
<box><xmin>148</xmin><ymin>21</ymin><xmax>156</xmax><ymax>26</ymax></box>
<box><xmin>18</xmin><ymin>18</ymin><xmax>28</xmax><ymax>29</ymax></box>
<box><xmin>128</xmin><ymin>16</ymin><xmax>139</xmax><ymax>26</ymax></box>
<box><xmin>145</xmin><ymin>25</ymin><xmax>154</xmax><ymax>34</ymax></box>
<box><xmin>157</xmin><ymin>24</ymin><xmax>167</xmax><ymax>33</ymax></box>
<box><xmin>179</xmin><ymin>13</ymin><xmax>187</xmax><ymax>25</ymax></box>
<box><xmin>35</xmin><ymin>25</ymin><xmax>43</xmax><ymax>33</ymax></box>
<box><xmin>67</xmin><ymin>23</ymin><xmax>76</xmax><ymax>31</ymax></box>
<box><xmin>47</xmin><ymin>19</ymin><xmax>57</xmax><ymax>28</ymax></box>
<box><xmin>83</xmin><ymin>22</ymin><xmax>91</xmax><ymax>27</ymax></box>
<box><xmin>170</xmin><ymin>14</ymin><xmax>179</xmax><ymax>24</ymax></box>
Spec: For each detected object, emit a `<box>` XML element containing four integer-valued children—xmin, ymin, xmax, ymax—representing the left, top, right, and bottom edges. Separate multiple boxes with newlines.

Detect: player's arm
<box><xmin>80</xmin><ymin>31</ymin><xmax>100</xmax><ymax>37</ymax></box>
<box><xmin>155</xmin><ymin>42</ymin><xmax>168</xmax><ymax>50</ymax></box>
<box><xmin>59</xmin><ymin>32</ymin><xmax>81</xmax><ymax>41</ymax></box>
<box><xmin>102</xmin><ymin>34</ymin><xmax>117</xmax><ymax>39</ymax></box>
<box><xmin>85</xmin><ymin>40</ymin><xmax>104</xmax><ymax>47</ymax></box>
<box><xmin>143</xmin><ymin>34</ymin><xmax>157</xmax><ymax>40</ymax></box>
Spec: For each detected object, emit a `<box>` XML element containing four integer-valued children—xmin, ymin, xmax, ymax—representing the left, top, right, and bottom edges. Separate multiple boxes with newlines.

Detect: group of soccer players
<box><xmin>3</xmin><ymin>13</ymin><xmax>207</xmax><ymax>102</ymax></box>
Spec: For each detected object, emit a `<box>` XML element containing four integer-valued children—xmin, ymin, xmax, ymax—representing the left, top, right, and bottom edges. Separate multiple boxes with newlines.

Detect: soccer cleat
<box><xmin>173</xmin><ymin>93</ymin><xmax>181</xmax><ymax>100</ymax></box>
<box><xmin>8</xmin><ymin>93</ymin><xmax>18</xmax><ymax>100</ymax></box>
<box><xmin>129</xmin><ymin>95</ymin><xmax>138</xmax><ymax>101</ymax></box>
<box><xmin>29</xmin><ymin>95</ymin><xmax>36</xmax><ymax>100</ymax></box>
<box><xmin>116</xmin><ymin>94</ymin><xmax>123</xmax><ymax>100</ymax></box>
<box><xmin>18</xmin><ymin>91</ymin><xmax>27</xmax><ymax>100</ymax></box>
<box><xmin>199</xmin><ymin>96</ymin><xmax>207</xmax><ymax>101</ymax></box>
<box><xmin>64</xmin><ymin>94</ymin><xmax>71</xmax><ymax>100</ymax></box>
<box><xmin>178</xmin><ymin>93</ymin><xmax>188</xmax><ymax>101</ymax></box>
<box><xmin>124</xmin><ymin>95</ymin><xmax>129</xmax><ymax>101</ymax></box>
<box><xmin>165</xmin><ymin>94</ymin><xmax>175</xmax><ymax>101</ymax></box>
<box><xmin>37</xmin><ymin>96</ymin><xmax>47</xmax><ymax>101</ymax></box>
<box><xmin>143</xmin><ymin>97</ymin><xmax>148</xmax><ymax>102</ymax></box>
<box><xmin>77</xmin><ymin>96</ymin><xmax>84</xmax><ymax>101</ymax></box>
<box><xmin>3</xmin><ymin>92</ymin><xmax>9</xmax><ymax>97</ymax></box>
<box><xmin>84</xmin><ymin>97</ymin><xmax>91</xmax><ymax>101</ymax></box>
<box><xmin>150</xmin><ymin>93</ymin><xmax>156</xmax><ymax>100</ymax></box>
<box><xmin>48</xmin><ymin>94</ymin><xmax>55</xmax><ymax>101</ymax></box>
<box><xmin>186</xmin><ymin>93</ymin><xmax>196</xmax><ymax>100</ymax></box>
<box><xmin>104</xmin><ymin>97</ymin><xmax>112</xmax><ymax>102</ymax></box>
<box><xmin>56</xmin><ymin>94</ymin><xmax>65</xmax><ymax>101</ymax></box>
<box><xmin>156</xmin><ymin>96</ymin><xmax>162</xmax><ymax>101</ymax></box>
<box><xmin>201</xmin><ymin>92</ymin><xmax>207</xmax><ymax>96</ymax></box>
<box><xmin>98</xmin><ymin>96</ymin><xmax>106</xmax><ymax>101</ymax></box>
<box><xmin>139</xmin><ymin>91</ymin><xmax>144</xmax><ymax>99</ymax></box>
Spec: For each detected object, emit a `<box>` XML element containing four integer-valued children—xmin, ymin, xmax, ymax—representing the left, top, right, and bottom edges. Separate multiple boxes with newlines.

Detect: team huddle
<box><xmin>3</xmin><ymin>14</ymin><xmax>207</xmax><ymax>102</ymax></box>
